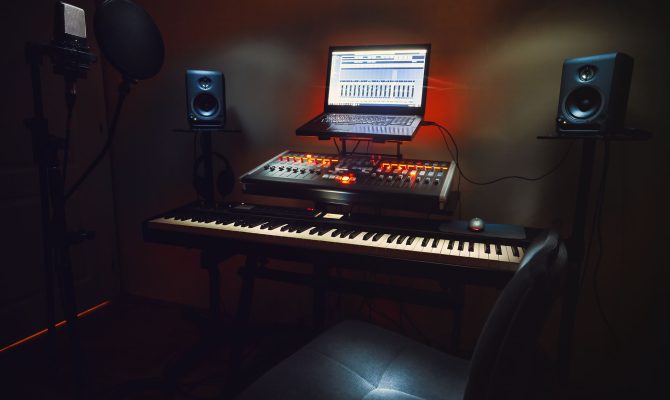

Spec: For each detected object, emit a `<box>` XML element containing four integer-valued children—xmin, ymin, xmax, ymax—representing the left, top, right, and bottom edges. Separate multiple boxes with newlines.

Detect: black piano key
<box><xmin>280</xmin><ymin>224</ymin><xmax>292</xmax><ymax>232</ymax></box>
<box><xmin>421</xmin><ymin>237</ymin><xmax>430</xmax><ymax>247</ymax></box>
<box><xmin>331</xmin><ymin>229</ymin><xmax>342</xmax><ymax>237</ymax></box>
<box><xmin>363</xmin><ymin>232</ymin><xmax>375</xmax><ymax>241</ymax></box>
<box><xmin>495</xmin><ymin>244</ymin><xmax>502</xmax><ymax>255</ymax></box>
<box><xmin>468</xmin><ymin>242</ymin><xmax>475</xmax><ymax>252</ymax></box>
<box><xmin>511</xmin><ymin>246</ymin><xmax>520</xmax><ymax>257</ymax></box>
<box><xmin>348</xmin><ymin>231</ymin><xmax>361</xmax><ymax>239</ymax></box>
<box><xmin>339</xmin><ymin>230</ymin><xmax>352</xmax><ymax>238</ymax></box>
<box><xmin>484</xmin><ymin>244</ymin><xmax>491</xmax><ymax>254</ymax></box>
<box><xmin>296</xmin><ymin>226</ymin><xmax>312</xmax><ymax>233</ymax></box>
<box><xmin>447</xmin><ymin>241</ymin><xmax>455</xmax><ymax>250</ymax></box>
<box><xmin>317</xmin><ymin>228</ymin><xmax>330</xmax><ymax>236</ymax></box>
<box><xmin>431</xmin><ymin>238</ymin><xmax>440</xmax><ymax>248</ymax></box>
<box><xmin>396</xmin><ymin>235</ymin><xmax>407</xmax><ymax>244</ymax></box>
<box><xmin>268</xmin><ymin>222</ymin><xmax>284</xmax><ymax>230</ymax></box>
<box><xmin>247</xmin><ymin>221</ymin><xmax>265</xmax><ymax>228</ymax></box>
<box><xmin>387</xmin><ymin>234</ymin><xmax>398</xmax><ymax>243</ymax></box>
<box><xmin>406</xmin><ymin>236</ymin><xmax>416</xmax><ymax>245</ymax></box>
<box><xmin>259</xmin><ymin>222</ymin><xmax>271</xmax><ymax>229</ymax></box>
<box><xmin>372</xmin><ymin>233</ymin><xmax>384</xmax><ymax>241</ymax></box>
<box><xmin>458</xmin><ymin>242</ymin><xmax>464</xmax><ymax>251</ymax></box>
<box><xmin>308</xmin><ymin>227</ymin><xmax>319</xmax><ymax>235</ymax></box>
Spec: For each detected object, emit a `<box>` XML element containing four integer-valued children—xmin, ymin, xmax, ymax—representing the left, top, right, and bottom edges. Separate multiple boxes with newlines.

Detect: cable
<box><xmin>62</xmin><ymin>80</ymin><xmax>76</xmax><ymax>185</ymax></box>
<box><xmin>65</xmin><ymin>80</ymin><xmax>132</xmax><ymax>200</ymax></box>
<box><xmin>591</xmin><ymin>140</ymin><xmax>620</xmax><ymax>346</ymax></box>
<box><xmin>580</xmin><ymin>143</ymin><xmax>605</xmax><ymax>289</ymax></box>
<box><xmin>423</xmin><ymin>121</ymin><xmax>574</xmax><ymax>186</ymax></box>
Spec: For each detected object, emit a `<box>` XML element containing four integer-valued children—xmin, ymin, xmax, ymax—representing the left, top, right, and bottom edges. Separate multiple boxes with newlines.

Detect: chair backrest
<box><xmin>464</xmin><ymin>230</ymin><xmax>567</xmax><ymax>400</ymax></box>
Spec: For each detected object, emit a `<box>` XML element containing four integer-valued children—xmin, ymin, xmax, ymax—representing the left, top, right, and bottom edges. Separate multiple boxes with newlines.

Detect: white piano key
<box><xmin>487</xmin><ymin>243</ymin><xmax>499</xmax><ymax>261</ymax></box>
<box><xmin>440</xmin><ymin>240</ymin><xmax>452</xmax><ymax>255</ymax></box>
<box><xmin>448</xmin><ymin>241</ymin><xmax>460</xmax><ymax>256</ymax></box>
<box><xmin>475</xmin><ymin>242</ymin><xmax>487</xmax><ymax>260</ymax></box>
<box><xmin>458</xmin><ymin>241</ymin><xmax>471</xmax><ymax>258</ymax></box>
<box><xmin>498</xmin><ymin>245</ymin><xmax>510</xmax><ymax>262</ymax></box>
<box><xmin>431</xmin><ymin>239</ymin><xmax>446</xmax><ymax>254</ymax></box>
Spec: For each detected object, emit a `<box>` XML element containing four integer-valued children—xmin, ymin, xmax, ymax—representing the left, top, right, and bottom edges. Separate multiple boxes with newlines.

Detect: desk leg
<box><xmin>202</xmin><ymin>250</ymin><xmax>221</xmax><ymax>320</ymax></box>
<box><xmin>313</xmin><ymin>263</ymin><xmax>328</xmax><ymax>334</ymax></box>
<box><xmin>236</xmin><ymin>255</ymin><xmax>259</xmax><ymax>325</ymax></box>
<box><xmin>441</xmin><ymin>281</ymin><xmax>465</xmax><ymax>353</ymax></box>
<box><xmin>162</xmin><ymin>250</ymin><xmax>222</xmax><ymax>384</ymax></box>
<box><xmin>451</xmin><ymin>284</ymin><xmax>465</xmax><ymax>353</ymax></box>
<box><xmin>227</xmin><ymin>254</ymin><xmax>260</xmax><ymax>393</ymax></box>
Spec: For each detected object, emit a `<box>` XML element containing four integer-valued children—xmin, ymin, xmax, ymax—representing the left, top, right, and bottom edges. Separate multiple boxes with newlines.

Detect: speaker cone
<box><xmin>193</xmin><ymin>93</ymin><xmax>219</xmax><ymax>117</ymax></box>
<box><xmin>565</xmin><ymin>86</ymin><xmax>601</xmax><ymax>119</ymax></box>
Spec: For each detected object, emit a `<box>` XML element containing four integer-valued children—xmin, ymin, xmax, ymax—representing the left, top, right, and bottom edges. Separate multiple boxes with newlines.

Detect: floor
<box><xmin>2</xmin><ymin>290</ymin><xmax>646</xmax><ymax>399</ymax></box>
<box><xmin>0</xmin><ymin>295</ymin><xmax>315</xmax><ymax>399</ymax></box>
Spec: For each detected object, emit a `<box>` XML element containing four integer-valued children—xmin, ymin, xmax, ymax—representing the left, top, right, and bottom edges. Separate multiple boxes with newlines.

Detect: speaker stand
<box><xmin>537</xmin><ymin>128</ymin><xmax>652</xmax><ymax>389</ymax></box>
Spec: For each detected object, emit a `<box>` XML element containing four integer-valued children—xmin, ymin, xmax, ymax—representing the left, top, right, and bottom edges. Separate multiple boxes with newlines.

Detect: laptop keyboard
<box><xmin>321</xmin><ymin>114</ymin><xmax>415</xmax><ymax>126</ymax></box>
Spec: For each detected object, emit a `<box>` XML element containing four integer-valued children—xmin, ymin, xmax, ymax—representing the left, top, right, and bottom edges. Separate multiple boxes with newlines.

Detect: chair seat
<box><xmin>237</xmin><ymin>320</ymin><xmax>468</xmax><ymax>400</ymax></box>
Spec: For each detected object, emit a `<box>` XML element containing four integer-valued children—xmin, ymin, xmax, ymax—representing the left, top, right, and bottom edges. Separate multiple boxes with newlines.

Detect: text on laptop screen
<box><xmin>327</xmin><ymin>48</ymin><xmax>428</xmax><ymax>108</ymax></box>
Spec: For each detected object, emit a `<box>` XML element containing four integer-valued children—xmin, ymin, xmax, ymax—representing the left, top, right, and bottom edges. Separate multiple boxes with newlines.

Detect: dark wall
<box><xmin>0</xmin><ymin>0</ymin><xmax>119</xmax><ymax>346</ymax></box>
<box><xmin>106</xmin><ymin>0</ymin><xmax>668</xmax><ymax>397</ymax></box>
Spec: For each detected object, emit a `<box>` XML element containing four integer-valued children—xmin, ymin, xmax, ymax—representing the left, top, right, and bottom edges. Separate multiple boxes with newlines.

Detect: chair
<box><xmin>236</xmin><ymin>230</ymin><xmax>567</xmax><ymax>400</ymax></box>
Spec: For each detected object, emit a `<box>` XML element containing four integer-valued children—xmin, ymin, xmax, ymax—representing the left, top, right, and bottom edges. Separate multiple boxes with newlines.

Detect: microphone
<box><xmin>53</xmin><ymin>2</ymin><xmax>88</xmax><ymax>50</ymax></box>
<box><xmin>50</xmin><ymin>2</ymin><xmax>96</xmax><ymax>80</ymax></box>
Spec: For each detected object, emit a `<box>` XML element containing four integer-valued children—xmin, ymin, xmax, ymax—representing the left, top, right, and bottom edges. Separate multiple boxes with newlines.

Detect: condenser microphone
<box><xmin>50</xmin><ymin>2</ymin><xmax>96</xmax><ymax>79</ymax></box>
<box><xmin>53</xmin><ymin>2</ymin><xmax>88</xmax><ymax>50</ymax></box>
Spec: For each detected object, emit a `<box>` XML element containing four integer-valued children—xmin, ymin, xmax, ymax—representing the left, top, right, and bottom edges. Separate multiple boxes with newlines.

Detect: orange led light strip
<box><xmin>0</xmin><ymin>300</ymin><xmax>111</xmax><ymax>353</ymax></box>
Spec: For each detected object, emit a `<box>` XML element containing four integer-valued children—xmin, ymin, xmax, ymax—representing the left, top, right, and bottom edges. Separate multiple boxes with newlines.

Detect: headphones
<box><xmin>192</xmin><ymin>152</ymin><xmax>235</xmax><ymax>201</ymax></box>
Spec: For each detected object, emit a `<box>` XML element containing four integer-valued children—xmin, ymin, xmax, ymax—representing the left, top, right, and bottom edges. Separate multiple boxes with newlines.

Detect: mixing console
<box><xmin>240</xmin><ymin>150</ymin><xmax>456</xmax><ymax>211</ymax></box>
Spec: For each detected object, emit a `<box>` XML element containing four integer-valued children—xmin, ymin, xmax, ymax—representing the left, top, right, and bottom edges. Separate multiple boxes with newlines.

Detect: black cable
<box><xmin>193</xmin><ymin>130</ymin><xmax>198</xmax><ymax>163</ymax></box>
<box><xmin>62</xmin><ymin>80</ymin><xmax>76</xmax><ymax>184</ymax></box>
<box><xmin>591</xmin><ymin>140</ymin><xmax>620</xmax><ymax>346</ymax></box>
<box><xmin>580</xmin><ymin>143</ymin><xmax>605</xmax><ymax>289</ymax></box>
<box><xmin>424</xmin><ymin>121</ymin><xmax>574</xmax><ymax>186</ymax></box>
<box><xmin>65</xmin><ymin>80</ymin><xmax>132</xmax><ymax>200</ymax></box>
<box><xmin>436</xmin><ymin>125</ymin><xmax>458</xmax><ymax>163</ymax></box>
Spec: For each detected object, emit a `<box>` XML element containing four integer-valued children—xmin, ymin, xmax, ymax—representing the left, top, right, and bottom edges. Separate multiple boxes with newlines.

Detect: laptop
<box><xmin>296</xmin><ymin>44</ymin><xmax>431</xmax><ymax>141</ymax></box>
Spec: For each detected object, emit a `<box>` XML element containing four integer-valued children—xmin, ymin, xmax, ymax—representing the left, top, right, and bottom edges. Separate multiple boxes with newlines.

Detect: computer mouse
<box><xmin>468</xmin><ymin>217</ymin><xmax>485</xmax><ymax>232</ymax></box>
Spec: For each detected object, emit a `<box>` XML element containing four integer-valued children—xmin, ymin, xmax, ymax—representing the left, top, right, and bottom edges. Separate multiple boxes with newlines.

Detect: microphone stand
<box><xmin>24</xmin><ymin>41</ymin><xmax>96</xmax><ymax>400</ymax></box>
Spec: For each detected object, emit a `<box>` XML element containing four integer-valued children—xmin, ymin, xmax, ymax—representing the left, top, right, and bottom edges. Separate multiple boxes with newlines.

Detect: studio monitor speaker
<box><xmin>556</xmin><ymin>52</ymin><xmax>633</xmax><ymax>135</ymax></box>
<box><xmin>186</xmin><ymin>69</ymin><xmax>226</xmax><ymax>128</ymax></box>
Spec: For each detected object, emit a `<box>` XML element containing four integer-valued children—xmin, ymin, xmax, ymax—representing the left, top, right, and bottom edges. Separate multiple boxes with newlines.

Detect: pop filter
<box><xmin>65</xmin><ymin>0</ymin><xmax>164</xmax><ymax>200</ymax></box>
<box><xmin>94</xmin><ymin>0</ymin><xmax>164</xmax><ymax>80</ymax></box>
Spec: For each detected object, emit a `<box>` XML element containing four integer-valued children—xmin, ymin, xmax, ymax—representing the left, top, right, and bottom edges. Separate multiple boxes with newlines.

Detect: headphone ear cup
<box><xmin>216</xmin><ymin>155</ymin><xmax>235</xmax><ymax>197</ymax></box>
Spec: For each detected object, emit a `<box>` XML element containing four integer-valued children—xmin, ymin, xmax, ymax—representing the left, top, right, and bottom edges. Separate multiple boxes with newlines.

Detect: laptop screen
<box><xmin>325</xmin><ymin>45</ymin><xmax>430</xmax><ymax>111</ymax></box>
